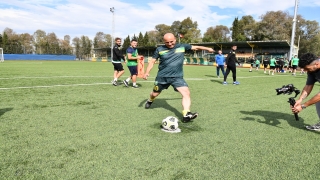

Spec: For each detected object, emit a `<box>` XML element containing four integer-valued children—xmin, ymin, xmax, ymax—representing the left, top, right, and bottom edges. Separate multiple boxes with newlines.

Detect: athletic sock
<box><xmin>114</xmin><ymin>78</ymin><xmax>117</xmax><ymax>82</ymax></box>
<box><xmin>133</xmin><ymin>82</ymin><xmax>136</xmax><ymax>86</ymax></box>
<box><xmin>126</xmin><ymin>78</ymin><xmax>130</xmax><ymax>82</ymax></box>
<box><xmin>148</xmin><ymin>97</ymin><xmax>155</xmax><ymax>102</ymax></box>
<box><xmin>182</xmin><ymin>110</ymin><xmax>190</xmax><ymax>117</ymax></box>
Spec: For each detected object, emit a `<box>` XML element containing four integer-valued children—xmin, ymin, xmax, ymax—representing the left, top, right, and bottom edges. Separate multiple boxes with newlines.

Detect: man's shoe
<box><xmin>123</xmin><ymin>80</ymin><xmax>129</xmax><ymax>87</ymax></box>
<box><xmin>132</xmin><ymin>85</ymin><xmax>139</xmax><ymax>88</ymax></box>
<box><xmin>112</xmin><ymin>81</ymin><xmax>117</xmax><ymax>86</ymax></box>
<box><xmin>222</xmin><ymin>81</ymin><xmax>227</xmax><ymax>85</ymax></box>
<box><xmin>306</xmin><ymin>122</ymin><xmax>320</xmax><ymax>131</ymax></box>
<box><xmin>182</xmin><ymin>112</ymin><xmax>198</xmax><ymax>123</ymax></box>
<box><xmin>233</xmin><ymin>81</ymin><xmax>240</xmax><ymax>85</ymax></box>
<box><xmin>145</xmin><ymin>100</ymin><xmax>153</xmax><ymax>109</ymax></box>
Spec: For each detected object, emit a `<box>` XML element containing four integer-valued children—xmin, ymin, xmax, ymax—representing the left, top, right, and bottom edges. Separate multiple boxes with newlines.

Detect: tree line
<box><xmin>1</xmin><ymin>10</ymin><xmax>319</xmax><ymax>59</ymax></box>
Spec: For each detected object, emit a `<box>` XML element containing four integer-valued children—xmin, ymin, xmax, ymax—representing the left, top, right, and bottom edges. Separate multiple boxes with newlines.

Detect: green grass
<box><xmin>1</xmin><ymin>61</ymin><xmax>320</xmax><ymax>179</ymax></box>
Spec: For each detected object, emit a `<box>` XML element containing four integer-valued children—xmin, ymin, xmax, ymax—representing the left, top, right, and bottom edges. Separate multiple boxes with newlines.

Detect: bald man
<box><xmin>143</xmin><ymin>33</ymin><xmax>214</xmax><ymax>123</ymax></box>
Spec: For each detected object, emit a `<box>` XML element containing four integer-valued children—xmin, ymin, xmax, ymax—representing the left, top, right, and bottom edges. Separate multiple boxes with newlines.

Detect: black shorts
<box><xmin>263</xmin><ymin>64</ymin><xmax>268</xmax><ymax>68</ymax></box>
<box><xmin>255</xmin><ymin>64</ymin><xmax>259</xmax><ymax>67</ymax></box>
<box><xmin>113</xmin><ymin>63</ymin><xmax>124</xmax><ymax>71</ymax></box>
<box><xmin>292</xmin><ymin>65</ymin><xmax>298</xmax><ymax>70</ymax></box>
<box><xmin>251</xmin><ymin>64</ymin><xmax>254</xmax><ymax>67</ymax></box>
<box><xmin>270</xmin><ymin>66</ymin><xmax>275</xmax><ymax>70</ymax></box>
<box><xmin>128</xmin><ymin>66</ymin><xmax>138</xmax><ymax>76</ymax></box>
<box><xmin>153</xmin><ymin>77</ymin><xmax>188</xmax><ymax>92</ymax></box>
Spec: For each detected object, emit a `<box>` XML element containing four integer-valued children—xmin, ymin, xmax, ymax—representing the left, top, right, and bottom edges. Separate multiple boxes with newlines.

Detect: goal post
<box><xmin>0</xmin><ymin>48</ymin><xmax>3</xmax><ymax>62</ymax></box>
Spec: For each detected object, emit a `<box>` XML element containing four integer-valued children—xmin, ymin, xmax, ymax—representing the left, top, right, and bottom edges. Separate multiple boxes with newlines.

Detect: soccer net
<box><xmin>0</xmin><ymin>48</ymin><xmax>3</xmax><ymax>62</ymax></box>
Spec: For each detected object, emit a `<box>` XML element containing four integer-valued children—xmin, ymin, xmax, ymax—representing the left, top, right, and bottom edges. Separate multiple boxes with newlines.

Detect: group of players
<box><xmin>110</xmin><ymin>33</ymin><xmax>320</xmax><ymax>132</ymax></box>
<box><xmin>248</xmin><ymin>55</ymin><xmax>303</xmax><ymax>75</ymax></box>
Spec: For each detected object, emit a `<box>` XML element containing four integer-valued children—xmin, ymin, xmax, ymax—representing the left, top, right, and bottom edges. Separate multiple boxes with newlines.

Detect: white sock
<box><xmin>133</xmin><ymin>82</ymin><xmax>136</xmax><ymax>86</ymax></box>
<box><xmin>126</xmin><ymin>78</ymin><xmax>130</xmax><ymax>82</ymax></box>
<box><xmin>114</xmin><ymin>78</ymin><xmax>117</xmax><ymax>82</ymax></box>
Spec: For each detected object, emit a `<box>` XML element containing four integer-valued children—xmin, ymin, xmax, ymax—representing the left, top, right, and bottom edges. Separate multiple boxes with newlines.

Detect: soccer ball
<box><xmin>162</xmin><ymin>116</ymin><xmax>179</xmax><ymax>130</ymax></box>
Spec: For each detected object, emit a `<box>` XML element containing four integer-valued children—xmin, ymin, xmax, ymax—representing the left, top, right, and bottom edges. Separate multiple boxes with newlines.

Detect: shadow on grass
<box><xmin>205</xmin><ymin>75</ymin><xmax>215</xmax><ymax>78</ymax></box>
<box><xmin>0</xmin><ymin>108</ymin><xmax>13</xmax><ymax>117</ymax></box>
<box><xmin>240</xmin><ymin>110</ymin><xmax>309</xmax><ymax>129</ymax></box>
<box><xmin>139</xmin><ymin>98</ymin><xmax>181</xmax><ymax>118</ymax></box>
<box><xmin>139</xmin><ymin>98</ymin><xmax>203</xmax><ymax>133</ymax></box>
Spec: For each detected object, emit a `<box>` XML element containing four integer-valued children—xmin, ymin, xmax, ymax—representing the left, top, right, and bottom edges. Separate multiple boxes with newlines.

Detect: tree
<box><xmin>122</xmin><ymin>35</ymin><xmax>130</xmax><ymax>50</ymax></box>
<box><xmin>154</xmin><ymin>24</ymin><xmax>172</xmax><ymax>43</ymax></box>
<box><xmin>93</xmin><ymin>32</ymin><xmax>106</xmax><ymax>48</ymax></box>
<box><xmin>203</xmin><ymin>25</ymin><xmax>230</xmax><ymax>42</ymax></box>
<box><xmin>253</xmin><ymin>11</ymin><xmax>292</xmax><ymax>41</ymax></box>
<box><xmin>20</xmin><ymin>33</ymin><xmax>33</xmax><ymax>54</ymax></box>
<box><xmin>137</xmin><ymin>32</ymin><xmax>144</xmax><ymax>47</ymax></box>
<box><xmin>72</xmin><ymin>37</ymin><xmax>81</xmax><ymax>59</ymax></box>
<box><xmin>33</xmin><ymin>29</ymin><xmax>47</xmax><ymax>54</ymax></box>
<box><xmin>238</xmin><ymin>15</ymin><xmax>256</xmax><ymax>40</ymax></box>
<box><xmin>179</xmin><ymin>17</ymin><xmax>202</xmax><ymax>43</ymax></box>
<box><xmin>170</xmin><ymin>20</ymin><xmax>182</xmax><ymax>37</ymax></box>
<box><xmin>105</xmin><ymin>34</ymin><xmax>112</xmax><ymax>47</ymax></box>
<box><xmin>298</xmin><ymin>20</ymin><xmax>320</xmax><ymax>55</ymax></box>
<box><xmin>231</xmin><ymin>17</ymin><xmax>245</xmax><ymax>41</ymax></box>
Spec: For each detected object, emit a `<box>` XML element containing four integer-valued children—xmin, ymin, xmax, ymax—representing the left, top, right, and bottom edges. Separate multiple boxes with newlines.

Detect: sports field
<box><xmin>1</xmin><ymin>61</ymin><xmax>319</xmax><ymax>179</ymax></box>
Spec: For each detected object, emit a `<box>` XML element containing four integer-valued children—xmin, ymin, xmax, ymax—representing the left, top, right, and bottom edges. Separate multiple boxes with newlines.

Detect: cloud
<box><xmin>0</xmin><ymin>0</ymin><xmax>319</xmax><ymax>41</ymax></box>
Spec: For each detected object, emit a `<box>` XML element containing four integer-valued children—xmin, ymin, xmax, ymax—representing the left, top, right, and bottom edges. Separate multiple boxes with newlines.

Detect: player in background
<box><xmin>143</xmin><ymin>33</ymin><xmax>214</xmax><ymax>123</ymax></box>
<box><xmin>291</xmin><ymin>55</ymin><xmax>299</xmax><ymax>76</ymax></box>
<box><xmin>223</xmin><ymin>45</ymin><xmax>240</xmax><ymax>85</ymax></box>
<box><xmin>215</xmin><ymin>50</ymin><xmax>225</xmax><ymax>78</ymax></box>
<box><xmin>269</xmin><ymin>57</ymin><xmax>276</xmax><ymax>75</ymax></box>
<box><xmin>249</xmin><ymin>56</ymin><xmax>255</xmax><ymax>72</ymax></box>
<box><xmin>255</xmin><ymin>58</ymin><xmax>260</xmax><ymax>71</ymax></box>
<box><xmin>111</xmin><ymin>37</ymin><xmax>126</xmax><ymax>86</ymax></box>
<box><xmin>262</xmin><ymin>57</ymin><xmax>269</xmax><ymax>73</ymax></box>
<box><xmin>123</xmin><ymin>39</ymin><xmax>143</xmax><ymax>88</ymax></box>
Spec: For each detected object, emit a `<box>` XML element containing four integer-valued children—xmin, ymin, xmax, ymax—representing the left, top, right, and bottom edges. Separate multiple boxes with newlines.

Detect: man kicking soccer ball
<box><xmin>143</xmin><ymin>33</ymin><xmax>214</xmax><ymax>122</ymax></box>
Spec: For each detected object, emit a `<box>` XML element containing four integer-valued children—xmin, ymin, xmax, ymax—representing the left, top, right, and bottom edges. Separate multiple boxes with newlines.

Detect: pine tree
<box><xmin>138</xmin><ymin>32</ymin><xmax>144</xmax><ymax>47</ymax></box>
<box><xmin>231</xmin><ymin>17</ymin><xmax>239</xmax><ymax>42</ymax></box>
<box><xmin>143</xmin><ymin>32</ymin><xmax>149</xmax><ymax>46</ymax></box>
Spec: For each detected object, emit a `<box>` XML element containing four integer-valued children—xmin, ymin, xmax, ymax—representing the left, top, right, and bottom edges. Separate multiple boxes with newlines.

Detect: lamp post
<box><xmin>110</xmin><ymin>7</ymin><xmax>115</xmax><ymax>61</ymax></box>
<box><xmin>289</xmin><ymin>0</ymin><xmax>299</xmax><ymax>60</ymax></box>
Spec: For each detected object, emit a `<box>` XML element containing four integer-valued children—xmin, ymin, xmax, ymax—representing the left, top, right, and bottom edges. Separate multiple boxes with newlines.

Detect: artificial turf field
<box><xmin>1</xmin><ymin>61</ymin><xmax>320</xmax><ymax>179</ymax></box>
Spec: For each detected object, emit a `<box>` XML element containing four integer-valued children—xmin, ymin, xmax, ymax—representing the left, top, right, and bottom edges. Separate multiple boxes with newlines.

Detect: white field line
<box><xmin>0</xmin><ymin>75</ymin><xmax>293</xmax><ymax>90</ymax></box>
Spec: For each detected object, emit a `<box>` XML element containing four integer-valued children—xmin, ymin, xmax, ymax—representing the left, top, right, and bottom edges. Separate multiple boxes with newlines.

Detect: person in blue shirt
<box><xmin>215</xmin><ymin>50</ymin><xmax>225</xmax><ymax>78</ymax></box>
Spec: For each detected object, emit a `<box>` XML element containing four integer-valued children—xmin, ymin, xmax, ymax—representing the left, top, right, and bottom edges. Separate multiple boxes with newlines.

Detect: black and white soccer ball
<box><xmin>162</xmin><ymin>116</ymin><xmax>179</xmax><ymax>130</ymax></box>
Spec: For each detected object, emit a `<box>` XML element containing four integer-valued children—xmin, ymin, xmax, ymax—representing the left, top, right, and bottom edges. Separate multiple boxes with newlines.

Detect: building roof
<box><xmin>189</xmin><ymin>40</ymin><xmax>291</xmax><ymax>49</ymax></box>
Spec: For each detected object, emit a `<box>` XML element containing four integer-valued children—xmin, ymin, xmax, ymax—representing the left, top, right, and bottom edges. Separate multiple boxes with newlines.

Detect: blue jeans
<box><xmin>216</xmin><ymin>65</ymin><xmax>225</xmax><ymax>76</ymax></box>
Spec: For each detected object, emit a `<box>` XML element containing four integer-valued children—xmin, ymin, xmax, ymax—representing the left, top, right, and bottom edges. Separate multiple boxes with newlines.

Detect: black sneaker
<box><xmin>112</xmin><ymin>81</ymin><xmax>117</xmax><ymax>86</ymax></box>
<box><xmin>123</xmin><ymin>80</ymin><xmax>129</xmax><ymax>87</ymax></box>
<box><xmin>306</xmin><ymin>122</ymin><xmax>320</xmax><ymax>131</ymax></box>
<box><xmin>145</xmin><ymin>100</ymin><xmax>153</xmax><ymax>109</ymax></box>
<box><xmin>132</xmin><ymin>85</ymin><xmax>139</xmax><ymax>88</ymax></box>
<box><xmin>182</xmin><ymin>112</ymin><xmax>198</xmax><ymax>123</ymax></box>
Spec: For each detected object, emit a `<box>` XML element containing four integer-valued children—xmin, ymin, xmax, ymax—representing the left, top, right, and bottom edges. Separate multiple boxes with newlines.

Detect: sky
<box><xmin>0</xmin><ymin>0</ymin><xmax>320</xmax><ymax>41</ymax></box>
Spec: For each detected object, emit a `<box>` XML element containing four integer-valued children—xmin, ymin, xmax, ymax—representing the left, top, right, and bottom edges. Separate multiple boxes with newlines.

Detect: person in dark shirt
<box><xmin>143</xmin><ymin>33</ymin><xmax>214</xmax><ymax>123</ymax></box>
<box><xmin>263</xmin><ymin>57</ymin><xmax>269</xmax><ymax>73</ymax></box>
<box><xmin>223</xmin><ymin>45</ymin><xmax>240</xmax><ymax>85</ymax></box>
<box><xmin>249</xmin><ymin>56</ymin><xmax>255</xmax><ymax>72</ymax></box>
<box><xmin>111</xmin><ymin>37</ymin><xmax>126</xmax><ymax>86</ymax></box>
<box><xmin>291</xmin><ymin>53</ymin><xmax>320</xmax><ymax>131</ymax></box>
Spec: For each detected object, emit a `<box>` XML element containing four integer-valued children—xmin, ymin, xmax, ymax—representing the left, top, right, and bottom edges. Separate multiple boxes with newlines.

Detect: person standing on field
<box><xmin>215</xmin><ymin>50</ymin><xmax>225</xmax><ymax>78</ymax></box>
<box><xmin>291</xmin><ymin>55</ymin><xmax>299</xmax><ymax>76</ymax></box>
<box><xmin>111</xmin><ymin>37</ymin><xmax>126</xmax><ymax>86</ymax></box>
<box><xmin>123</xmin><ymin>39</ymin><xmax>142</xmax><ymax>88</ymax></box>
<box><xmin>143</xmin><ymin>33</ymin><xmax>214</xmax><ymax>123</ymax></box>
<box><xmin>223</xmin><ymin>45</ymin><xmax>240</xmax><ymax>85</ymax></box>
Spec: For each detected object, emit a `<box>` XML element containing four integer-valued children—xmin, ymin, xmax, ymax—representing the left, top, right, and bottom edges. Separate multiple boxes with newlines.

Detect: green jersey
<box><xmin>126</xmin><ymin>46</ymin><xmax>138</xmax><ymax>66</ymax></box>
<box><xmin>152</xmin><ymin>43</ymin><xmax>192</xmax><ymax>77</ymax></box>
<box><xmin>255</xmin><ymin>59</ymin><xmax>260</xmax><ymax>65</ymax></box>
<box><xmin>291</xmin><ymin>58</ymin><xmax>299</xmax><ymax>66</ymax></box>
<box><xmin>270</xmin><ymin>58</ymin><xmax>276</xmax><ymax>66</ymax></box>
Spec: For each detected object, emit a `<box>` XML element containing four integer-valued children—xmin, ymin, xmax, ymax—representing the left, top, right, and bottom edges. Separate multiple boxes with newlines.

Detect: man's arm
<box><xmin>143</xmin><ymin>58</ymin><xmax>157</xmax><ymax>80</ymax></box>
<box><xmin>127</xmin><ymin>53</ymin><xmax>140</xmax><ymax>60</ymax></box>
<box><xmin>292</xmin><ymin>85</ymin><xmax>314</xmax><ymax>113</ymax></box>
<box><xmin>191</xmin><ymin>45</ymin><xmax>214</xmax><ymax>53</ymax></box>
